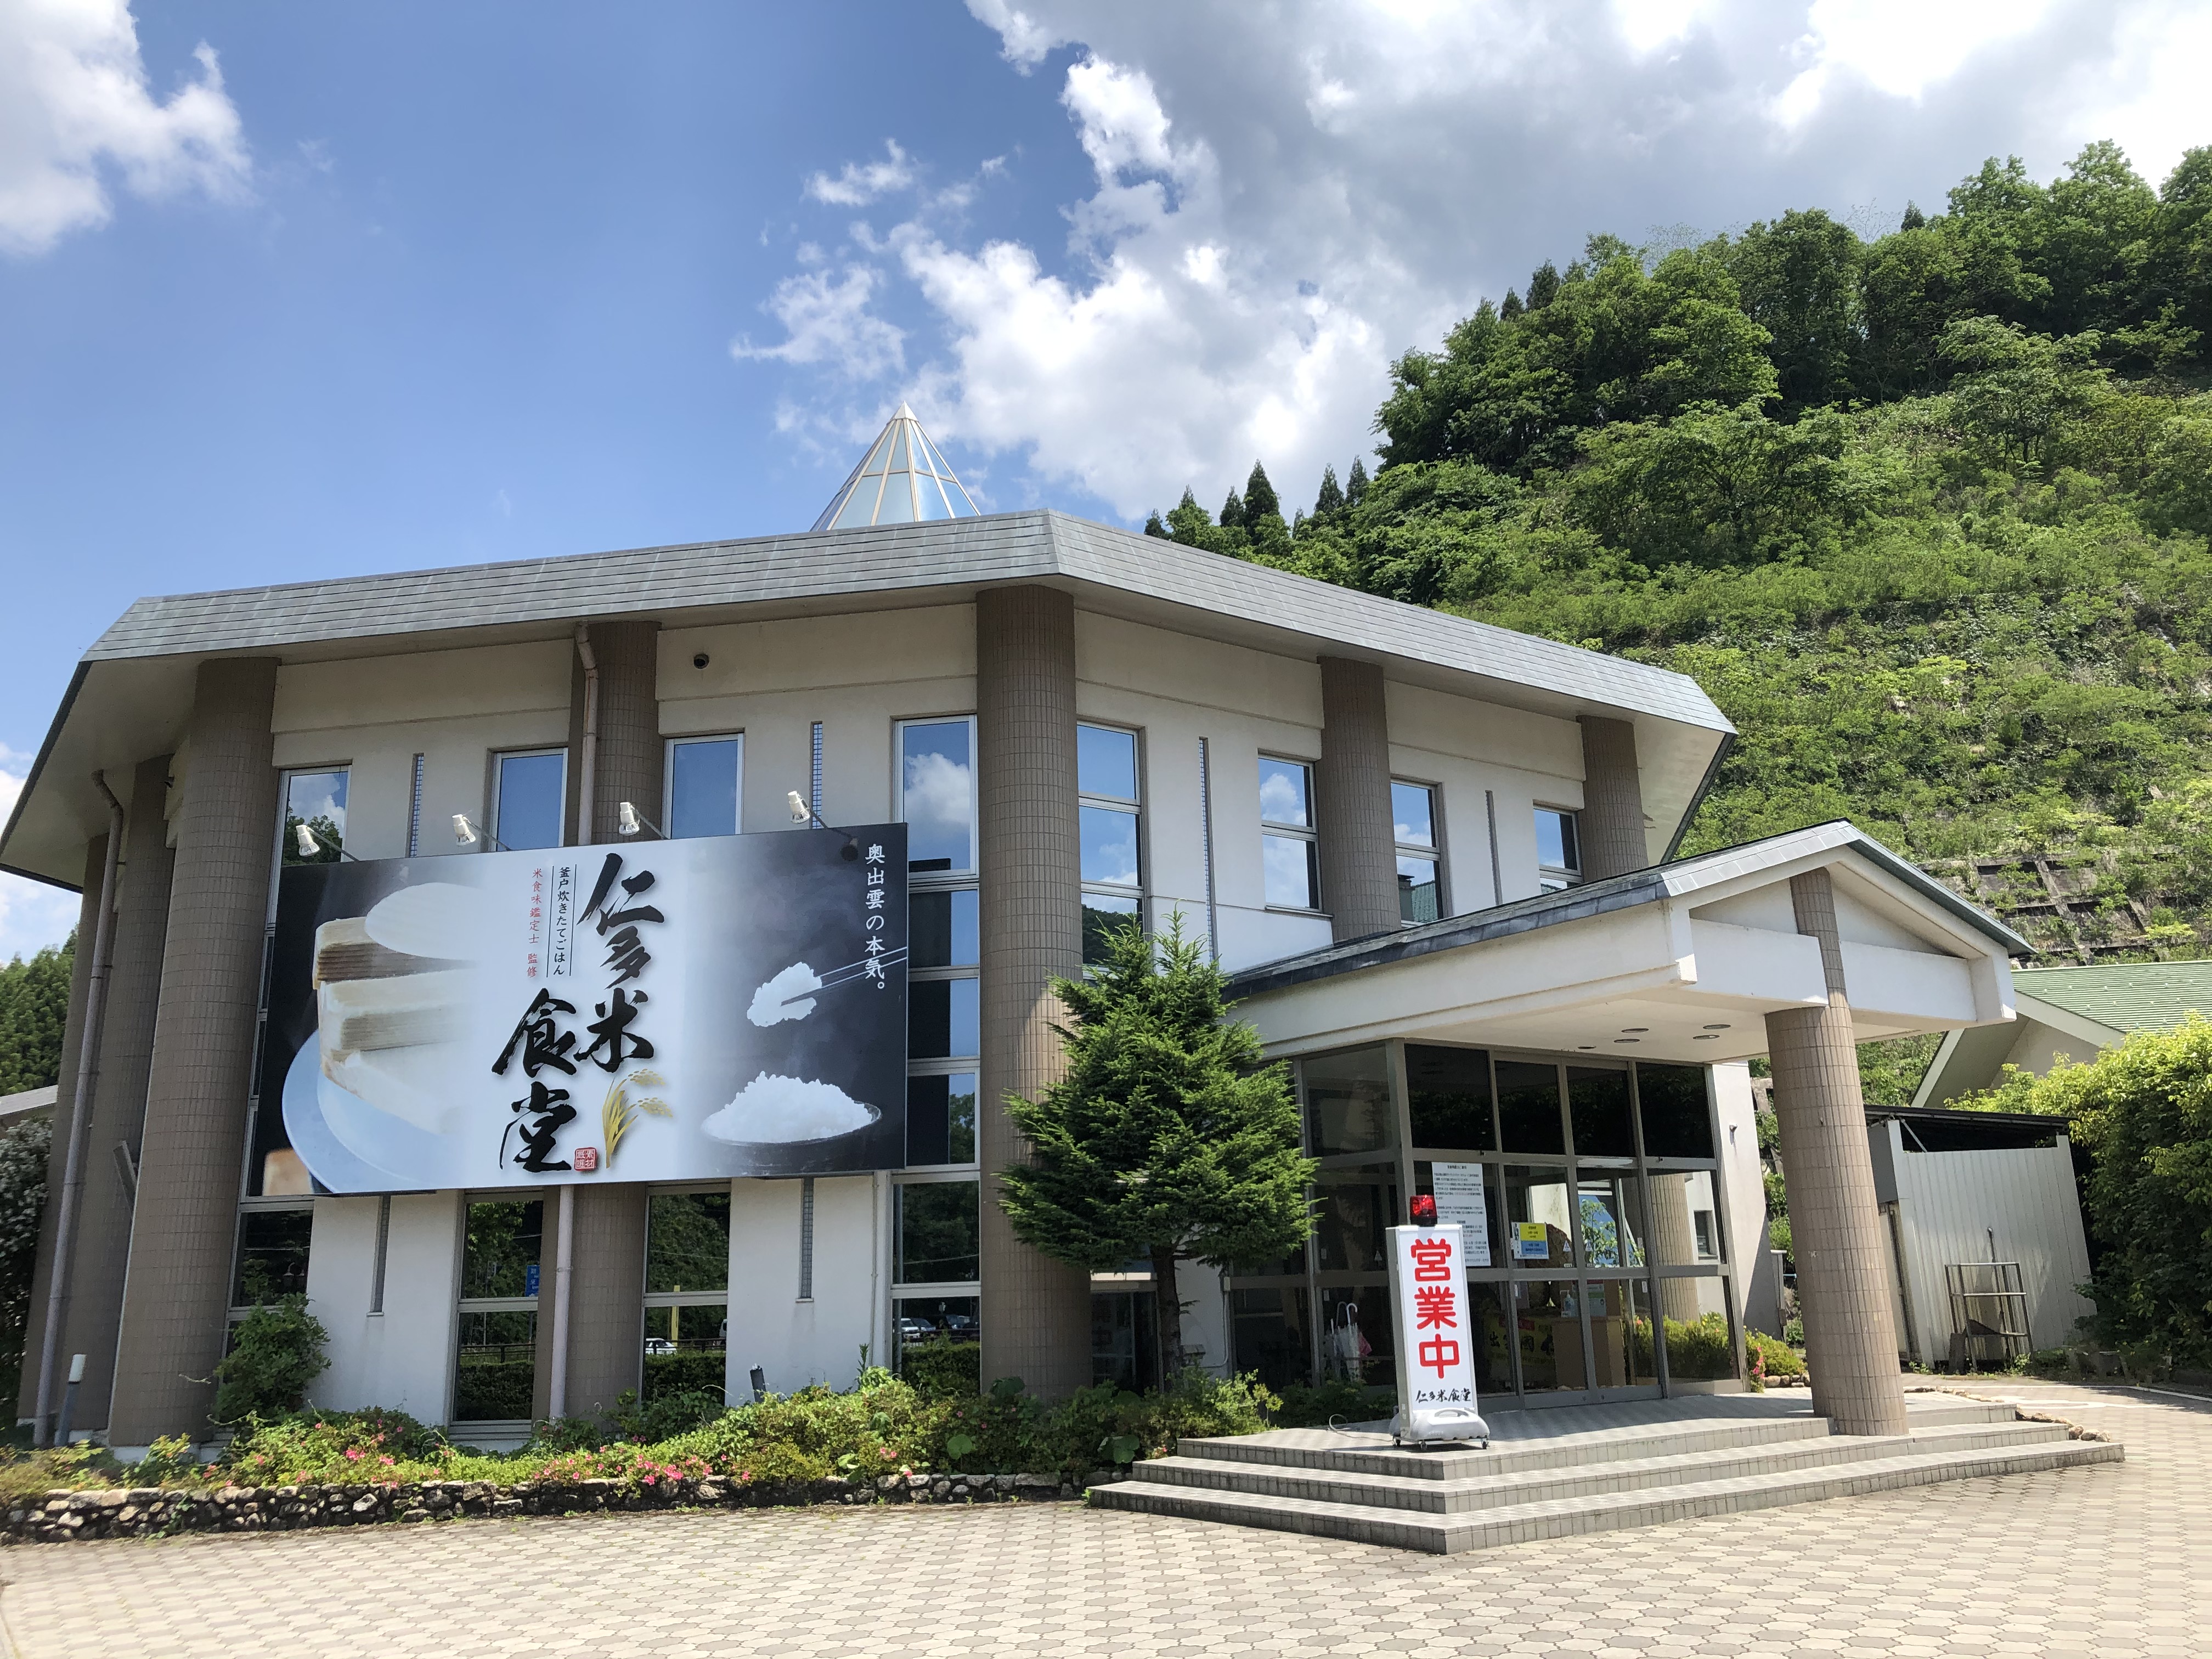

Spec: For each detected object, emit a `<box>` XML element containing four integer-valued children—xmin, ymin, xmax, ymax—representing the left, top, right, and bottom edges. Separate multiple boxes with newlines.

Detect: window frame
<box><xmin>1390</xmin><ymin>777</ymin><xmax>1446</xmax><ymax>926</ymax></box>
<box><xmin>898</xmin><ymin>716</ymin><xmax>981</xmax><ymax>1172</ymax></box>
<box><xmin>1534</xmin><ymin>804</ymin><xmax>1582</xmax><ymax>891</ymax></box>
<box><xmin>662</xmin><ymin>732</ymin><xmax>745</xmax><ymax>839</ymax></box>
<box><xmin>1258</xmin><ymin>753</ymin><xmax>1323</xmax><ymax>913</ymax></box>
<box><xmin>490</xmin><ymin>746</ymin><xmax>569</xmax><ymax>851</ymax></box>
<box><xmin>1077</xmin><ymin>720</ymin><xmax>1146</xmax><ymax>964</ymax></box>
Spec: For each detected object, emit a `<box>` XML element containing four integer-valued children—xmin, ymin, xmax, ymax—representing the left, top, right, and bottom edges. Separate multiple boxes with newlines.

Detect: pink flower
<box><xmin>344</xmin><ymin>1448</ymin><xmax>363</xmax><ymax>1462</ymax></box>
<box><xmin>379</xmin><ymin>1456</ymin><xmax>394</xmax><ymax>1466</ymax></box>
<box><xmin>641</xmin><ymin>1475</ymin><xmax>657</xmax><ymax>1486</ymax></box>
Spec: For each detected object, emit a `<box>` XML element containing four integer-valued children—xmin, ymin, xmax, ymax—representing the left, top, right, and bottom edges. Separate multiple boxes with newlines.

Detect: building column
<box><xmin>1315</xmin><ymin>657</ymin><xmax>1400</xmax><ymax>942</ymax></box>
<box><xmin>1577</xmin><ymin>716</ymin><xmax>1649</xmax><ymax>880</ymax></box>
<box><xmin>1762</xmin><ymin>868</ymin><xmax>1909</xmax><ymax>1437</ymax></box>
<box><xmin>110</xmin><ymin>660</ymin><xmax>281</xmax><ymax>1446</ymax></box>
<box><xmin>974</xmin><ymin>585</ymin><xmax>1092</xmax><ymax>1399</ymax></box>
<box><xmin>548</xmin><ymin>619</ymin><xmax>659</xmax><ymax>1420</ymax></box>
<box><xmin>1646</xmin><ymin>1174</ymin><xmax>1703</xmax><ymax>1323</ymax></box>
<box><xmin>62</xmin><ymin>755</ymin><xmax>178</xmax><ymax>1432</ymax></box>
<box><xmin>14</xmin><ymin>838</ymin><xmax>110</xmax><ymax>1422</ymax></box>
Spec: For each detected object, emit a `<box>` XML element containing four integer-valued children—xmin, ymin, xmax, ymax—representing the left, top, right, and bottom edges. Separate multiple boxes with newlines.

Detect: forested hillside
<box><xmin>1150</xmin><ymin>142</ymin><xmax>2212</xmax><ymax>968</ymax></box>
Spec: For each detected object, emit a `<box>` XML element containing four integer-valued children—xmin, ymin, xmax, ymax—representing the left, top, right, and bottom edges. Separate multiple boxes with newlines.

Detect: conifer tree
<box><xmin>1244</xmin><ymin>461</ymin><xmax>1280</xmax><ymax>521</ymax></box>
<box><xmin>1346</xmin><ymin>456</ymin><xmax>1369</xmax><ymax>507</ymax></box>
<box><xmin>1313</xmin><ymin>464</ymin><xmax>1344</xmax><ymax>518</ymax></box>
<box><xmin>1143</xmin><ymin>510</ymin><xmax>1170</xmax><ymax>538</ymax></box>
<box><xmin>1219</xmin><ymin>488</ymin><xmax>1246</xmax><ymax>529</ymax></box>
<box><xmin>1900</xmin><ymin>201</ymin><xmax>1926</xmax><ymax>230</ymax></box>
<box><xmin>1526</xmin><ymin>259</ymin><xmax>1561</xmax><ymax>309</ymax></box>
<box><xmin>1165</xmin><ymin>488</ymin><xmax>1211</xmax><ymax>547</ymax></box>
<box><xmin>1500</xmin><ymin>289</ymin><xmax>1523</xmax><ymax>320</ymax></box>
<box><xmin>0</xmin><ymin>939</ymin><xmax>75</xmax><ymax>1096</ymax></box>
<box><xmin>998</xmin><ymin>914</ymin><xmax>1314</xmax><ymax>1376</ymax></box>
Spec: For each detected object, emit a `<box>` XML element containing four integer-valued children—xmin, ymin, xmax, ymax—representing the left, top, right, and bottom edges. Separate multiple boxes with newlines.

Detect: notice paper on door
<box><xmin>1430</xmin><ymin>1161</ymin><xmax>1491</xmax><ymax>1266</ymax></box>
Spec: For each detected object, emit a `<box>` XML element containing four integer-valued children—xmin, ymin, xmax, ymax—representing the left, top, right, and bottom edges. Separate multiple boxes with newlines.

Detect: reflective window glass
<box><xmin>906</xmin><ymin>1073</ymin><xmax>978</xmax><ymax>1166</ymax></box>
<box><xmin>909</xmin><ymin>888</ymin><xmax>979</xmax><ymax>968</ymax></box>
<box><xmin>1397</xmin><ymin>854</ymin><xmax>1440</xmax><ymax>924</ymax></box>
<box><xmin>1496</xmin><ymin>1060</ymin><xmax>1566</xmax><ymax>1154</ymax></box>
<box><xmin>1536</xmin><ymin>806</ymin><xmax>1581</xmax><ymax>889</ymax></box>
<box><xmin>908</xmin><ymin>978</ymin><xmax>980</xmax><ymax>1060</ymax></box>
<box><xmin>668</xmin><ymin>737</ymin><xmax>742</xmax><ymax>838</ymax></box>
<box><xmin>495</xmin><ymin>751</ymin><xmax>567</xmax><ymax>851</ymax></box>
<box><xmin>898</xmin><ymin>1182</ymin><xmax>980</xmax><ymax>1284</ymax></box>
<box><xmin>1587</xmin><ymin>1277</ymin><xmax>1660</xmax><ymax>1386</ymax></box>
<box><xmin>1077</xmin><ymin>725</ymin><xmax>1138</xmax><ymax>800</ymax></box>
<box><xmin>1391</xmin><ymin>781</ymin><xmax>1435</xmax><ymax>847</ymax></box>
<box><xmin>233</xmin><ymin>1209</ymin><xmax>313</xmax><ymax>1304</ymax></box>
<box><xmin>1081</xmin><ymin>892</ymin><xmax>1141</xmax><ymax>966</ymax></box>
<box><xmin>1302</xmin><ymin>1046</ymin><xmax>1394</xmax><ymax>1156</ymax></box>
<box><xmin>1258</xmin><ymin>758</ymin><xmax>1311</xmax><ymax>827</ymax></box>
<box><xmin>454</xmin><ymin>1311</ymin><xmax>537</xmax><ymax>1420</ymax></box>
<box><xmin>1649</xmin><ymin>1170</ymin><xmax>1724</xmax><ymax>1265</ymax></box>
<box><xmin>1514</xmin><ymin>1279</ymin><xmax>1583</xmax><ymax>1391</ymax></box>
<box><xmin>899</xmin><ymin>720</ymin><xmax>974</xmax><ymax>873</ymax></box>
<box><xmin>1504</xmin><ymin>1167</ymin><xmax>1576</xmax><ymax>1268</ymax></box>
<box><xmin>1578</xmin><ymin>1173</ymin><xmax>1647</xmax><ymax>1268</ymax></box>
<box><xmin>646</xmin><ymin>1192</ymin><xmax>731</xmax><ymax>1293</ymax></box>
<box><xmin>1567</xmin><ymin>1065</ymin><xmax>1636</xmax><ymax>1158</ymax></box>
<box><xmin>1637</xmin><ymin>1063</ymin><xmax>1716</xmax><ymax>1159</ymax></box>
<box><xmin>281</xmin><ymin>769</ymin><xmax>349</xmax><ymax>865</ymax></box>
<box><xmin>1313</xmin><ymin>1169</ymin><xmax>1396</xmax><ymax>1273</ymax></box>
<box><xmin>1263</xmin><ymin>833</ymin><xmax>1320</xmax><ymax>909</ymax></box>
<box><xmin>1231</xmin><ymin>1287</ymin><xmax>1313</xmax><ymax>1391</ymax></box>
<box><xmin>1320</xmin><ymin>1289</ymin><xmax>1394</xmax><ymax>1389</ymax></box>
<box><xmin>460</xmin><ymin>1199</ymin><xmax>543</xmax><ymax>1300</ymax></box>
<box><xmin>1406</xmin><ymin>1045</ymin><xmax>1494</xmax><ymax>1152</ymax></box>
<box><xmin>1080</xmin><ymin>805</ymin><xmax>1141</xmax><ymax>887</ymax></box>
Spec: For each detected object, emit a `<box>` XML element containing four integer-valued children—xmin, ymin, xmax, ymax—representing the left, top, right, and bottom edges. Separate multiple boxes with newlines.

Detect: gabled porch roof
<box><xmin>1228</xmin><ymin>822</ymin><xmax>2028</xmax><ymax>1066</ymax></box>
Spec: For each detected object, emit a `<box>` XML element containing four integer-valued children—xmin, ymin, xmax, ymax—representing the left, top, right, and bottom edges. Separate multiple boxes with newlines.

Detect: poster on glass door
<box><xmin>257</xmin><ymin>826</ymin><xmax>909</xmax><ymax>1194</ymax></box>
<box><xmin>1386</xmin><ymin>1223</ymin><xmax>1492</xmax><ymax>1446</ymax></box>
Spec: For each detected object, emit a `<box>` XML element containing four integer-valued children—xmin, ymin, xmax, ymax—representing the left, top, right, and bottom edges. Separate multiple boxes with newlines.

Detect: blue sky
<box><xmin>1</xmin><ymin>0</ymin><xmax>2204</xmax><ymax>958</ymax></box>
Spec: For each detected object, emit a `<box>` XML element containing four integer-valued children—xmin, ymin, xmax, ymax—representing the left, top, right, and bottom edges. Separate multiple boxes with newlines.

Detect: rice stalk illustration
<box><xmin>602</xmin><ymin>1068</ymin><xmax>670</xmax><ymax>1164</ymax></box>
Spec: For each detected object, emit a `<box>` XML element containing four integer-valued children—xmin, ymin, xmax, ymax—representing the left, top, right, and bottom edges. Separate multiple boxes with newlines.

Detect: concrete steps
<box><xmin>1090</xmin><ymin>1397</ymin><xmax>2121</xmax><ymax>1554</ymax></box>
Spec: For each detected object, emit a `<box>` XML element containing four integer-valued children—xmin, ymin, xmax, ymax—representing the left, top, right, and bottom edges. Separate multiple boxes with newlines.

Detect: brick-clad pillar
<box><xmin>1577</xmin><ymin>716</ymin><xmax>1649</xmax><ymax>880</ymax></box>
<box><xmin>14</xmin><ymin>839</ymin><xmax>110</xmax><ymax>1420</ymax></box>
<box><xmin>975</xmin><ymin>585</ymin><xmax>1092</xmax><ymax>1399</ymax></box>
<box><xmin>64</xmin><ymin>755</ymin><xmax>178</xmax><ymax>1431</ymax></box>
<box><xmin>110</xmin><ymin>659</ymin><xmax>281</xmax><ymax>1446</ymax></box>
<box><xmin>1315</xmin><ymin>657</ymin><xmax>1400</xmax><ymax>942</ymax></box>
<box><xmin>547</xmin><ymin>620</ymin><xmax>659</xmax><ymax>1420</ymax></box>
<box><xmin>1763</xmin><ymin>867</ymin><xmax>1908</xmax><ymax>1437</ymax></box>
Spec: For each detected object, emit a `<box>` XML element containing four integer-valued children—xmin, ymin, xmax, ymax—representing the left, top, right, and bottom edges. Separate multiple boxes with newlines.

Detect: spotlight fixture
<box><xmin>788</xmin><ymin>788</ymin><xmax>862</xmax><ymax>861</ymax></box>
<box><xmin>787</xmin><ymin>790</ymin><xmax>810</xmax><ymax>824</ymax></box>
<box><xmin>617</xmin><ymin>801</ymin><xmax>664</xmax><ymax>839</ymax></box>
<box><xmin>692</xmin><ymin>652</ymin><xmax>710</xmax><ymax>669</ymax></box>
<box><xmin>294</xmin><ymin>823</ymin><xmax>320</xmax><ymax>857</ymax></box>
<box><xmin>452</xmin><ymin>814</ymin><xmax>476</xmax><ymax>845</ymax></box>
<box><xmin>1701</xmin><ymin>1023</ymin><xmax>1731</xmax><ymax>1031</ymax></box>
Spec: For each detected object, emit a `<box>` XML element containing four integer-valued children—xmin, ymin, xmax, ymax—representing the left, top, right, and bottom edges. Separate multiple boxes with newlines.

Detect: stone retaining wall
<box><xmin>6</xmin><ymin>1470</ymin><xmax>1092</xmax><ymax>1544</ymax></box>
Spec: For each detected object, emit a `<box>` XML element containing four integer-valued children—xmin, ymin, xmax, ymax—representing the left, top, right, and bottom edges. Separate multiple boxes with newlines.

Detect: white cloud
<box><xmin>746</xmin><ymin>0</ymin><xmax>2209</xmax><ymax>523</ymax></box>
<box><xmin>804</xmin><ymin>139</ymin><xmax>915</xmax><ymax>206</ymax></box>
<box><xmin>0</xmin><ymin>0</ymin><xmax>250</xmax><ymax>257</ymax></box>
<box><xmin>0</xmin><ymin>748</ymin><xmax>81</xmax><ymax>967</ymax></box>
<box><xmin>731</xmin><ymin>264</ymin><xmax>906</xmax><ymax>380</ymax></box>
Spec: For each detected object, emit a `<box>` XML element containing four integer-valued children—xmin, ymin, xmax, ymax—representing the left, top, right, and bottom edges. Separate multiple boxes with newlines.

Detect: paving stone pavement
<box><xmin>0</xmin><ymin>1379</ymin><xmax>2198</xmax><ymax>1659</ymax></box>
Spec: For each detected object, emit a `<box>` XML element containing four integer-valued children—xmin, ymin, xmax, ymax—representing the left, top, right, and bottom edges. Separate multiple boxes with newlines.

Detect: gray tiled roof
<box><xmin>83</xmin><ymin>510</ymin><xmax>1731</xmax><ymax>733</ymax></box>
<box><xmin>1227</xmin><ymin>821</ymin><xmax>2029</xmax><ymax>997</ymax></box>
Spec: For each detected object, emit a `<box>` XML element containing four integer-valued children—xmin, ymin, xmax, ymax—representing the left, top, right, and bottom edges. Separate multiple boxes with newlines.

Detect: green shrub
<box><xmin>900</xmin><ymin>1336</ymin><xmax>980</xmax><ymax>1401</ymax></box>
<box><xmin>1663</xmin><ymin>1313</ymin><xmax>1738</xmax><ymax>1381</ymax></box>
<box><xmin>212</xmin><ymin>1273</ymin><xmax>329</xmax><ymax>1426</ymax></box>
<box><xmin>610</xmin><ymin>1387</ymin><xmax>728</xmax><ymax>1443</ymax></box>
<box><xmin>1271</xmin><ymin>1379</ymin><xmax>1385</xmax><ymax>1428</ymax></box>
<box><xmin>1746</xmin><ymin>1330</ymin><xmax>1805</xmax><ymax>1383</ymax></box>
<box><xmin>642</xmin><ymin>1351</ymin><xmax>728</xmax><ymax>1402</ymax></box>
<box><xmin>222</xmin><ymin>1407</ymin><xmax>450</xmax><ymax>1484</ymax></box>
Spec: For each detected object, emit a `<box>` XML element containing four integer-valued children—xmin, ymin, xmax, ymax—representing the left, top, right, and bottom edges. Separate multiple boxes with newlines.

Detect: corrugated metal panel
<box><xmin>1889</xmin><ymin>1139</ymin><xmax>2095</xmax><ymax>1359</ymax></box>
<box><xmin>2010</xmin><ymin>961</ymin><xmax>2212</xmax><ymax>1033</ymax></box>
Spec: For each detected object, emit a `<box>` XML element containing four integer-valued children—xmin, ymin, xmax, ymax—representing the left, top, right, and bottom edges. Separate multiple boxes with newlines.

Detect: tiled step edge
<box><xmin>1094</xmin><ymin>1437</ymin><xmax>2121</xmax><ymax>1554</ymax></box>
<box><xmin>1132</xmin><ymin>1421</ymin><xmax>2072</xmax><ymax>1515</ymax></box>
<box><xmin>1177</xmin><ymin>1414</ymin><xmax>1835</xmax><ymax>1479</ymax></box>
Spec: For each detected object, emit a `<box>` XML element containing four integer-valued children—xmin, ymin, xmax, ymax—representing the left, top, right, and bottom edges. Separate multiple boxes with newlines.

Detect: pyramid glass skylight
<box><xmin>811</xmin><ymin>403</ymin><xmax>981</xmax><ymax>531</ymax></box>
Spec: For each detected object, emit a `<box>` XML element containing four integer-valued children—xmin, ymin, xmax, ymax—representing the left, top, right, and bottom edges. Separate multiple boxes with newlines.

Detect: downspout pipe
<box><xmin>34</xmin><ymin>772</ymin><xmax>126</xmax><ymax>1446</ymax></box>
<box><xmin>549</xmin><ymin>625</ymin><xmax>599</xmax><ymax>1422</ymax></box>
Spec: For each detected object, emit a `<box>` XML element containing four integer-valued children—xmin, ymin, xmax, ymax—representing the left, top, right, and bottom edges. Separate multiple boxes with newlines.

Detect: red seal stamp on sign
<box><xmin>573</xmin><ymin>1147</ymin><xmax>600</xmax><ymax>1173</ymax></box>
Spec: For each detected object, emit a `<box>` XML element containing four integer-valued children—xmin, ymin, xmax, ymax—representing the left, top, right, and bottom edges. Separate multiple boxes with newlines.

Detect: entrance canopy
<box><xmin>1229</xmin><ymin>822</ymin><xmax>2027</xmax><ymax>1064</ymax></box>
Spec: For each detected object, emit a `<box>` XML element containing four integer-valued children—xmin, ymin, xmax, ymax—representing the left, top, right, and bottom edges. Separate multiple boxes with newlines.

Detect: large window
<box><xmin>896</xmin><ymin>1177</ymin><xmax>980</xmax><ymax>1285</ymax></box>
<box><xmin>280</xmin><ymin>767</ymin><xmax>349</xmax><ymax>865</ymax></box>
<box><xmin>1233</xmin><ymin>1045</ymin><xmax>1740</xmax><ymax>1404</ymax></box>
<box><xmin>1535</xmin><ymin>806</ymin><xmax>1581</xmax><ymax>891</ymax></box>
<box><xmin>1079</xmin><ymin>723</ymin><xmax>1143</xmax><ymax>964</ymax></box>
<box><xmin>643</xmin><ymin>1189</ymin><xmax>731</xmax><ymax>1402</ymax></box>
<box><xmin>1259</xmin><ymin>756</ymin><xmax>1319</xmax><ymax>911</ymax></box>
<box><xmin>1392</xmin><ymin>780</ymin><xmax>1442</xmax><ymax>924</ymax></box>
<box><xmin>454</xmin><ymin>1198</ymin><xmax>542</xmax><ymax>1423</ymax></box>
<box><xmin>666</xmin><ymin>735</ymin><xmax>743</xmax><ymax>838</ymax></box>
<box><xmin>900</xmin><ymin>719</ymin><xmax>979</xmax><ymax>1172</ymax></box>
<box><xmin>493</xmin><ymin>749</ymin><xmax>567</xmax><ymax>851</ymax></box>
<box><xmin>232</xmin><ymin>1206</ymin><xmax>313</xmax><ymax>1305</ymax></box>
<box><xmin>897</xmin><ymin>719</ymin><xmax>975</xmax><ymax>874</ymax></box>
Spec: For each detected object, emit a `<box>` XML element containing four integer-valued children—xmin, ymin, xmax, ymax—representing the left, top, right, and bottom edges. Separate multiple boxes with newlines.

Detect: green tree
<box><xmin>1983</xmin><ymin>1018</ymin><xmax>2212</xmax><ymax>1365</ymax></box>
<box><xmin>1725</xmin><ymin>208</ymin><xmax>1864</xmax><ymax>415</ymax></box>
<box><xmin>0</xmin><ymin>939</ymin><xmax>75</xmax><ymax>1096</ymax></box>
<box><xmin>1311</xmin><ymin>464</ymin><xmax>1345</xmax><ymax>520</ymax></box>
<box><xmin>1938</xmin><ymin>317</ymin><xmax>2108</xmax><ymax>464</ymax></box>
<box><xmin>998</xmin><ymin>915</ymin><xmax>1315</xmax><ymax>1375</ymax></box>
<box><xmin>0</xmin><ymin>1113</ymin><xmax>51</xmax><ymax>1391</ymax></box>
<box><xmin>1164</xmin><ymin>487</ymin><xmax>1211</xmax><ymax>546</ymax></box>
<box><xmin>1142</xmin><ymin>510</ymin><xmax>1170</xmax><ymax>538</ymax></box>
<box><xmin>1243</xmin><ymin>462</ymin><xmax>1279</xmax><ymax>520</ymax></box>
